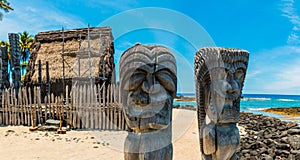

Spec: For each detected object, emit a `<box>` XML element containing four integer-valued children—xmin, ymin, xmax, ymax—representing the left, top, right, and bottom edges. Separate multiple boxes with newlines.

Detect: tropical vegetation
<box><xmin>0</xmin><ymin>0</ymin><xmax>13</xmax><ymax>21</ymax></box>
<box><xmin>19</xmin><ymin>31</ymin><xmax>33</xmax><ymax>62</ymax></box>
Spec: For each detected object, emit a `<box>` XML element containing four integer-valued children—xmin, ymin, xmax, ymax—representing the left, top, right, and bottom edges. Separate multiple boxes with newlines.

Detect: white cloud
<box><xmin>246</xmin><ymin>70</ymin><xmax>262</xmax><ymax>79</ymax></box>
<box><xmin>257</xmin><ymin>46</ymin><xmax>300</xmax><ymax>94</ymax></box>
<box><xmin>0</xmin><ymin>0</ymin><xmax>85</xmax><ymax>40</ymax></box>
<box><xmin>243</xmin><ymin>45</ymin><xmax>300</xmax><ymax>94</ymax></box>
<box><xmin>280</xmin><ymin>0</ymin><xmax>300</xmax><ymax>45</ymax></box>
<box><xmin>264</xmin><ymin>60</ymin><xmax>300</xmax><ymax>94</ymax></box>
<box><xmin>292</xmin><ymin>26</ymin><xmax>299</xmax><ymax>31</ymax></box>
<box><xmin>287</xmin><ymin>32</ymin><xmax>300</xmax><ymax>44</ymax></box>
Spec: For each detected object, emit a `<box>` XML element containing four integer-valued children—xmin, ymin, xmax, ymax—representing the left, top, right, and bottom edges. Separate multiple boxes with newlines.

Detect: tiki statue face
<box><xmin>119</xmin><ymin>44</ymin><xmax>177</xmax><ymax>133</ymax></box>
<box><xmin>195</xmin><ymin>48</ymin><xmax>249</xmax><ymax>124</ymax></box>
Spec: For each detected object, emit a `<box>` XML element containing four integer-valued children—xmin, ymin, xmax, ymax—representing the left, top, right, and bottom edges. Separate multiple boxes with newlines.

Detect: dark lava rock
<box><xmin>238</xmin><ymin>112</ymin><xmax>300</xmax><ymax>159</ymax></box>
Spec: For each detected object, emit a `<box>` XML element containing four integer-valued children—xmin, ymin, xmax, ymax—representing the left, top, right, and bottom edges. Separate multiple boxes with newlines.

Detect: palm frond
<box><xmin>0</xmin><ymin>0</ymin><xmax>13</xmax><ymax>11</ymax></box>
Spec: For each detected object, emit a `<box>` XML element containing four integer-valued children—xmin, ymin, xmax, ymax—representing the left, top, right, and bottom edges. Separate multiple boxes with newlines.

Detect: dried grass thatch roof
<box><xmin>24</xmin><ymin>27</ymin><xmax>115</xmax><ymax>85</ymax></box>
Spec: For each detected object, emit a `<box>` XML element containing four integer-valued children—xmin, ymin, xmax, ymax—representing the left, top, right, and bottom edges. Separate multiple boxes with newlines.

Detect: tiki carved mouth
<box><xmin>219</xmin><ymin>100</ymin><xmax>239</xmax><ymax>123</ymax></box>
<box><xmin>127</xmin><ymin>91</ymin><xmax>170</xmax><ymax>118</ymax></box>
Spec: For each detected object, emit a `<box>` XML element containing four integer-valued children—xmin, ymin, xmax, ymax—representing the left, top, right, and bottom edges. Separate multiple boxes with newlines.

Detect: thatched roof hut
<box><xmin>24</xmin><ymin>27</ymin><xmax>115</xmax><ymax>96</ymax></box>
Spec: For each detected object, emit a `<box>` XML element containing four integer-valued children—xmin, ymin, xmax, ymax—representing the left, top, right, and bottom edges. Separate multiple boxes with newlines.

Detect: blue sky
<box><xmin>1</xmin><ymin>0</ymin><xmax>300</xmax><ymax>95</ymax></box>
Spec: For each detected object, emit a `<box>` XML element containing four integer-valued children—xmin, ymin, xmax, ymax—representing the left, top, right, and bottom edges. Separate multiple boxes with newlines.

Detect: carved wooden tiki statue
<box><xmin>194</xmin><ymin>48</ymin><xmax>249</xmax><ymax>160</ymax></box>
<box><xmin>119</xmin><ymin>44</ymin><xmax>176</xmax><ymax>160</ymax></box>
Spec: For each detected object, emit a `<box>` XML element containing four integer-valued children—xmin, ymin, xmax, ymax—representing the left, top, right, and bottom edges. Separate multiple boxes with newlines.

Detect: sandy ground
<box><xmin>0</xmin><ymin>109</ymin><xmax>202</xmax><ymax>160</ymax></box>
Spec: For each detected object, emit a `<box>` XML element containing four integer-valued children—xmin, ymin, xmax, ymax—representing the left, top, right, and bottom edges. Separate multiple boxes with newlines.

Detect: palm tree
<box><xmin>19</xmin><ymin>31</ymin><xmax>33</xmax><ymax>62</ymax></box>
<box><xmin>0</xmin><ymin>0</ymin><xmax>13</xmax><ymax>21</ymax></box>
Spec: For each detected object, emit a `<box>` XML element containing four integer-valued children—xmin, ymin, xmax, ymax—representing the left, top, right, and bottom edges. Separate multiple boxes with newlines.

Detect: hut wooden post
<box><xmin>109</xmin><ymin>84</ymin><xmax>114</xmax><ymax>130</ymax></box>
<box><xmin>46</xmin><ymin>61</ymin><xmax>50</xmax><ymax>97</ymax></box>
<box><xmin>66</xmin><ymin>85</ymin><xmax>71</xmax><ymax>127</ymax></box>
<box><xmin>14</xmin><ymin>89</ymin><xmax>18</xmax><ymax>125</ymax></box>
<box><xmin>29</xmin><ymin>87</ymin><xmax>37</xmax><ymax>131</ymax></box>
<box><xmin>51</xmin><ymin>93</ymin><xmax>55</xmax><ymax>119</ymax></box>
<box><xmin>1</xmin><ymin>90</ymin><xmax>5</xmax><ymax>125</ymax></box>
<box><xmin>86</xmin><ymin>85</ymin><xmax>91</xmax><ymax>129</ymax></box>
<box><xmin>57</xmin><ymin>96</ymin><xmax>66</xmax><ymax>134</ymax></box>
<box><xmin>22</xmin><ymin>88</ymin><xmax>28</xmax><ymax>125</ymax></box>
<box><xmin>77</xmin><ymin>85</ymin><xmax>83</xmax><ymax>129</ymax></box>
<box><xmin>106</xmin><ymin>84</ymin><xmax>110</xmax><ymax>130</ymax></box>
<box><xmin>38</xmin><ymin>60</ymin><xmax>42</xmax><ymax>94</ymax></box>
<box><xmin>37</xmin><ymin>87</ymin><xmax>42</xmax><ymax>125</ymax></box>
<box><xmin>46</xmin><ymin>61</ymin><xmax>50</xmax><ymax>120</ymax></box>
<box><xmin>4</xmin><ymin>90</ymin><xmax>9</xmax><ymax>125</ymax></box>
<box><xmin>81</xmin><ymin>84</ymin><xmax>86</xmax><ymax>129</ymax></box>
<box><xmin>18</xmin><ymin>87</ymin><xmax>23</xmax><ymax>125</ymax></box>
<box><xmin>94</xmin><ymin>85</ymin><xmax>99</xmax><ymax>129</ymax></box>
<box><xmin>61</xmin><ymin>27</ymin><xmax>66</xmax><ymax>101</ymax></box>
<box><xmin>97</xmin><ymin>84</ymin><xmax>102</xmax><ymax>129</ymax></box>
<box><xmin>72</xmin><ymin>86</ymin><xmax>77</xmax><ymax>129</ymax></box>
<box><xmin>8</xmin><ymin>89</ymin><xmax>12</xmax><ymax>125</ymax></box>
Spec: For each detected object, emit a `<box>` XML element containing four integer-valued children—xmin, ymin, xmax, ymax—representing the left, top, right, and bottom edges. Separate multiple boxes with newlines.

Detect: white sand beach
<box><xmin>0</xmin><ymin>109</ymin><xmax>201</xmax><ymax>160</ymax></box>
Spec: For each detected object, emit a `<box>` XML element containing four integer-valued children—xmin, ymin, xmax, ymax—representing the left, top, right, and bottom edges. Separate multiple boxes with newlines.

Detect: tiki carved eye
<box><xmin>156</xmin><ymin>69</ymin><xmax>176</xmax><ymax>93</ymax></box>
<box><xmin>234</xmin><ymin>69</ymin><xmax>244</xmax><ymax>82</ymax></box>
<box><xmin>128</xmin><ymin>70</ymin><xmax>146</xmax><ymax>91</ymax></box>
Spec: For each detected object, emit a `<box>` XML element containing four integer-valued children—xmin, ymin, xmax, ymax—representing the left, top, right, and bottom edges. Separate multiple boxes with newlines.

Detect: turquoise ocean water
<box><xmin>174</xmin><ymin>93</ymin><xmax>300</xmax><ymax>123</ymax></box>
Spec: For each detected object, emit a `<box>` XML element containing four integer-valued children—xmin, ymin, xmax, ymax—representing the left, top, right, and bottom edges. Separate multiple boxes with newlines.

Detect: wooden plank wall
<box><xmin>0</xmin><ymin>84</ymin><xmax>127</xmax><ymax>130</ymax></box>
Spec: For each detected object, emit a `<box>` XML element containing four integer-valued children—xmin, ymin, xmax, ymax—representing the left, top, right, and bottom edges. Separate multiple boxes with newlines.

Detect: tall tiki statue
<box><xmin>119</xmin><ymin>44</ymin><xmax>176</xmax><ymax>160</ymax></box>
<box><xmin>194</xmin><ymin>48</ymin><xmax>249</xmax><ymax>160</ymax></box>
<box><xmin>0</xmin><ymin>46</ymin><xmax>9</xmax><ymax>89</ymax></box>
<box><xmin>9</xmin><ymin>33</ymin><xmax>21</xmax><ymax>89</ymax></box>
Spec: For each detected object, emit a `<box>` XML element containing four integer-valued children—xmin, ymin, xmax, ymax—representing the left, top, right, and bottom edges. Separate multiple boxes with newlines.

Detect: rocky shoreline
<box><xmin>261</xmin><ymin>107</ymin><xmax>300</xmax><ymax>117</ymax></box>
<box><xmin>173</xmin><ymin>105</ymin><xmax>300</xmax><ymax>159</ymax></box>
<box><xmin>238</xmin><ymin>112</ymin><xmax>300</xmax><ymax>159</ymax></box>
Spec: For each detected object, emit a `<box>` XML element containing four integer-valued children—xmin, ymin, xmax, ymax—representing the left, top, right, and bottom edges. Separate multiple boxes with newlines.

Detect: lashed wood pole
<box><xmin>62</xmin><ymin>27</ymin><xmax>66</xmax><ymax>101</ymax></box>
<box><xmin>100</xmin><ymin>31</ymin><xmax>105</xmax><ymax>80</ymax></box>
<box><xmin>87</xmin><ymin>24</ymin><xmax>93</xmax><ymax>88</ymax></box>
<box><xmin>57</xmin><ymin>96</ymin><xmax>66</xmax><ymax>134</ymax></box>
<box><xmin>78</xmin><ymin>34</ymin><xmax>81</xmax><ymax>77</ymax></box>
<box><xmin>46</xmin><ymin>61</ymin><xmax>50</xmax><ymax>118</ymax></box>
<box><xmin>38</xmin><ymin>60</ymin><xmax>42</xmax><ymax>99</ymax></box>
<box><xmin>29</xmin><ymin>87</ymin><xmax>37</xmax><ymax>131</ymax></box>
<box><xmin>46</xmin><ymin>61</ymin><xmax>50</xmax><ymax>97</ymax></box>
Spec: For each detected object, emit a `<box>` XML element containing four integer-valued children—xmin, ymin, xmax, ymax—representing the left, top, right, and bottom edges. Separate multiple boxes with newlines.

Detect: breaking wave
<box><xmin>277</xmin><ymin>99</ymin><xmax>296</xmax><ymax>102</ymax></box>
<box><xmin>242</xmin><ymin>98</ymin><xmax>271</xmax><ymax>101</ymax></box>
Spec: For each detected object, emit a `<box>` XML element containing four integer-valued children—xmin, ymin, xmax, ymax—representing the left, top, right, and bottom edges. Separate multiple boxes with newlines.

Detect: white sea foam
<box><xmin>248</xmin><ymin>108</ymin><xmax>266</xmax><ymax>111</ymax></box>
<box><xmin>242</xmin><ymin>98</ymin><xmax>271</xmax><ymax>101</ymax></box>
<box><xmin>277</xmin><ymin>99</ymin><xmax>296</xmax><ymax>102</ymax></box>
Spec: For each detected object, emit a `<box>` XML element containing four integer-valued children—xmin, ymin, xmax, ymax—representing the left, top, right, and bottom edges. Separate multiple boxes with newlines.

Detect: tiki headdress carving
<box><xmin>119</xmin><ymin>44</ymin><xmax>177</xmax><ymax>132</ymax></box>
<box><xmin>194</xmin><ymin>47</ymin><xmax>249</xmax><ymax>159</ymax></box>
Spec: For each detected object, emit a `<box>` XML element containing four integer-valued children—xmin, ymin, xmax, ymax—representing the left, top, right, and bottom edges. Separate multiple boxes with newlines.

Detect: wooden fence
<box><xmin>0</xmin><ymin>84</ymin><xmax>128</xmax><ymax>131</ymax></box>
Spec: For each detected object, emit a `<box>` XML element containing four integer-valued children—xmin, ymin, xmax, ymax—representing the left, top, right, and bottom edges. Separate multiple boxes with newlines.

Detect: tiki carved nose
<box><xmin>142</xmin><ymin>74</ymin><xmax>160</xmax><ymax>94</ymax></box>
<box><xmin>223</xmin><ymin>82</ymin><xmax>238</xmax><ymax>95</ymax></box>
<box><xmin>225</xmin><ymin>74</ymin><xmax>239</xmax><ymax>94</ymax></box>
